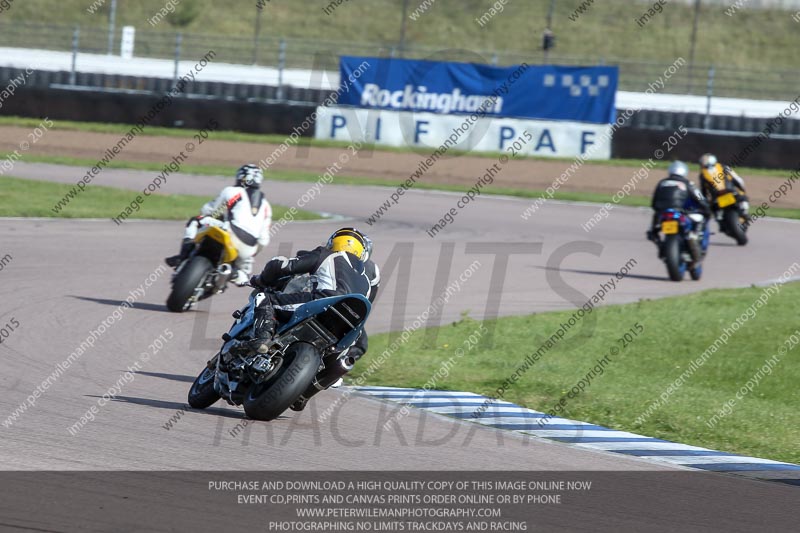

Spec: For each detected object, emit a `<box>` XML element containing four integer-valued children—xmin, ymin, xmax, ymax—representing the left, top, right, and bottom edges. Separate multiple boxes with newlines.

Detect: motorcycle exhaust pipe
<box><xmin>295</xmin><ymin>354</ymin><xmax>356</xmax><ymax>405</ymax></box>
<box><xmin>338</xmin><ymin>353</ymin><xmax>356</xmax><ymax>372</ymax></box>
<box><xmin>214</xmin><ymin>263</ymin><xmax>233</xmax><ymax>291</ymax></box>
<box><xmin>217</xmin><ymin>263</ymin><xmax>232</xmax><ymax>277</ymax></box>
<box><xmin>687</xmin><ymin>235</ymin><xmax>703</xmax><ymax>263</ymax></box>
<box><xmin>309</xmin><ymin>355</ymin><xmax>355</xmax><ymax>392</ymax></box>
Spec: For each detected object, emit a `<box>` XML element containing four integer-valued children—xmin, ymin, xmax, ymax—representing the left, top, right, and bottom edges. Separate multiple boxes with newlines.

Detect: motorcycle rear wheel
<box><xmin>663</xmin><ymin>235</ymin><xmax>685</xmax><ymax>282</ymax></box>
<box><xmin>167</xmin><ymin>256</ymin><xmax>213</xmax><ymax>312</ymax></box>
<box><xmin>243</xmin><ymin>342</ymin><xmax>320</xmax><ymax>421</ymax></box>
<box><xmin>724</xmin><ymin>208</ymin><xmax>748</xmax><ymax>246</ymax></box>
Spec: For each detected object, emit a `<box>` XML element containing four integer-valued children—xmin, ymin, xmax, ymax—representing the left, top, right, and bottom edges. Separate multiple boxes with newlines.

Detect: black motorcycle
<box><xmin>188</xmin><ymin>286</ymin><xmax>371</xmax><ymax>421</ymax></box>
<box><xmin>654</xmin><ymin>209</ymin><xmax>707</xmax><ymax>282</ymax></box>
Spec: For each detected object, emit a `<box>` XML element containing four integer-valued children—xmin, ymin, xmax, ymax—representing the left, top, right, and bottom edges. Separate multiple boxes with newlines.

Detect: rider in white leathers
<box><xmin>166</xmin><ymin>164</ymin><xmax>272</xmax><ymax>286</ymax></box>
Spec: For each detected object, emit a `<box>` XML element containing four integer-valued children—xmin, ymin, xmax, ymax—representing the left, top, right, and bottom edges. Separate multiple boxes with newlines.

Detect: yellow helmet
<box><xmin>327</xmin><ymin>227</ymin><xmax>368</xmax><ymax>260</ymax></box>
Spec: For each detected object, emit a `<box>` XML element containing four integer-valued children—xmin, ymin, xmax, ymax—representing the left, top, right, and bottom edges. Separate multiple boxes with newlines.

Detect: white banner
<box><xmin>314</xmin><ymin>106</ymin><xmax>612</xmax><ymax>159</ymax></box>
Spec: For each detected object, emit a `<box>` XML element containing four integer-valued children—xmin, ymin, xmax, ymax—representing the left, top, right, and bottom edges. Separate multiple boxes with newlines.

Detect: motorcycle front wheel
<box><xmin>188</xmin><ymin>365</ymin><xmax>221</xmax><ymax>409</ymax></box>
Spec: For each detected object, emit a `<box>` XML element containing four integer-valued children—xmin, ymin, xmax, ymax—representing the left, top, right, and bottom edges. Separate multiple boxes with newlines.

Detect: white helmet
<box><xmin>235</xmin><ymin>164</ymin><xmax>263</xmax><ymax>189</ymax></box>
<box><xmin>699</xmin><ymin>153</ymin><xmax>718</xmax><ymax>168</ymax></box>
<box><xmin>667</xmin><ymin>161</ymin><xmax>689</xmax><ymax>179</ymax></box>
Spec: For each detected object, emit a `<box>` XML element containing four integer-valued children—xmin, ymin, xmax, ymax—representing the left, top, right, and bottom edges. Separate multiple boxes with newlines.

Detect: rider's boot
<box><xmin>165</xmin><ymin>238</ymin><xmax>193</xmax><ymax>268</ymax></box>
<box><xmin>232</xmin><ymin>256</ymin><xmax>255</xmax><ymax>287</ymax></box>
<box><xmin>252</xmin><ymin>303</ymin><xmax>277</xmax><ymax>343</ymax></box>
<box><xmin>232</xmin><ymin>269</ymin><xmax>250</xmax><ymax>286</ymax></box>
<box><xmin>646</xmin><ymin>215</ymin><xmax>662</xmax><ymax>246</ymax></box>
<box><xmin>228</xmin><ymin>303</ymin><xmax>277</xmax><ymax>356</ymax></box>
<box><xmin>647</xmin><ymin>226</ymin><xmax>664</xmax><ymax>258</ymax></box>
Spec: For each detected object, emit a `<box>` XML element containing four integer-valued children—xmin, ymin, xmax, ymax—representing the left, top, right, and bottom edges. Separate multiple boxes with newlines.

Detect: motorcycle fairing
<box><xmin>223</xmin><ymin>292</ymin><xmax>371</xmax><ymax>354</ymax></box>
<box><xmin>195</xmin><ymin>226</ymin><xmax>238</xmax><ymax>264</ymax></box>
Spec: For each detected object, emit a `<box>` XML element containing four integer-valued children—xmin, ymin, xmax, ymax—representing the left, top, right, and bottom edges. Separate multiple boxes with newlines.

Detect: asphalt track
<box><xmin>1</xmin><ymin>163</ymin><xmax>798</xmax><ymax>530</ymax></box>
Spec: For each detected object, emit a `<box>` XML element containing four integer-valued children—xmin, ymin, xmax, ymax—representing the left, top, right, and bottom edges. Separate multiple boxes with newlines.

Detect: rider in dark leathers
<box><xmin>245</xmin><ymin>228</ymin><xmax>380</xmax><ymax>411</ymax></box>
<box><xmin>647</xmin><ymin>161</ymin><xmax>712</xmax><ymax>260</ymax></box>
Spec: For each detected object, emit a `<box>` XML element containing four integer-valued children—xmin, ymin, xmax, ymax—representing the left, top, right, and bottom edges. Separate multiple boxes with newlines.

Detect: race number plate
<box><xmin>661</xmin><ymin>220</ymin><xmax>679</xmax><ymax>234</ymax></box>
<box><xmin>717</xmin><ymin>193</ymin><xmax>736</xmax><ymax>208</ymax></box>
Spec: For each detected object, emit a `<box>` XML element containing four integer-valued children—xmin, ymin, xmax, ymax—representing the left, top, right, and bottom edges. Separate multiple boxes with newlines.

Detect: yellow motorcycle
<box><xmin>713</xmin><ymin>189</ymin><xmax>748</xmax><ymax>246</ymax></box>
<box><xmin>700</xmin><ymin>165</ymin><xmax>749</xmax><ymax>246</ymax></box>
<box><xmin>166</xmin><ymin>226</ymin><xmax>238</xmax><ymax>312</ymax></box>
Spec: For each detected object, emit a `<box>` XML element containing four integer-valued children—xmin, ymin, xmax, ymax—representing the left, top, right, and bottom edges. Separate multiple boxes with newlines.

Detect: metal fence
<box><xmin>1</xmin><ymin>21</ymin><xmax>799</xmax><ymax>101</ymax></box>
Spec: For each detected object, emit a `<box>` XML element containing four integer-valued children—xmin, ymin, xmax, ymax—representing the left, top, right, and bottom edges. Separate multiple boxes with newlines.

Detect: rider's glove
<box><xmin>249</xmin><ymin>275</ymin><xmax>265</xmax><ymax>289</ymax></box>
<box><xmin>259</xmin><ymin>257</ymin><xmax>290</xmax><ymax>287</ymax></box>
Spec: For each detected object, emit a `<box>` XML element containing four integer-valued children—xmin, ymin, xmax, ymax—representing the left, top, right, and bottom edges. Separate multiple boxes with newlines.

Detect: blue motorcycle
<box><xmin>188</xmin><ymin>287</ymin><xmax>371</xmax><ymax>420</ymax></box>
<box><xmin>656</xmin><ymin>209</ymin><xmax>708</xmax><ymax>282</ymax></box>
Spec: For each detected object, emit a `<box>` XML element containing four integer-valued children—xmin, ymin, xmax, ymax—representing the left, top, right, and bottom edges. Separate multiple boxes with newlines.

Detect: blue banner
<box><xmin>338</xmin><ymin>56</ymin><xmax>618</xmax><ymax>125</ymax></box>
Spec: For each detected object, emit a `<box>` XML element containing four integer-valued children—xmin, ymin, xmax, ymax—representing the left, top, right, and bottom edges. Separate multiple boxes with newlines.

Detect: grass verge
<box><xmin>6</xmin><ymin>151</ymin><xmax>800</xmax><ymax>221</ymax></box>
<box><xmin>0</xmin><ymin>176</ymin><xmax>321</xmax><ymax>221</ymax></box>
<box><xmin>357</xmin><ymin>283</ymin><xmax>800</xmax><ymax>464</ymax></box>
